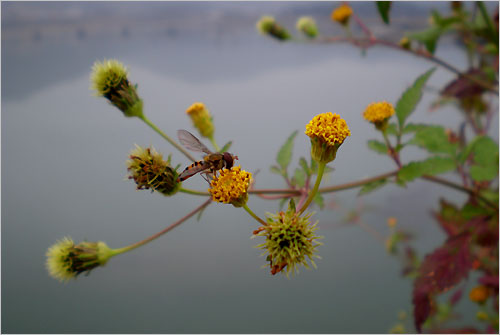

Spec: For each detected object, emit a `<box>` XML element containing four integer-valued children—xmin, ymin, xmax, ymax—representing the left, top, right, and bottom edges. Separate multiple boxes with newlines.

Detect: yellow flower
<box><xmin>331</xmin><ymin>4</ymin><xmax>353</xmax><ymax>26</ymax></box>
<box><xmin>399</xmin><ymin>36</ymin><xmax>411</xmax><ymax>50</ymax></box>
<box><xmin>208</xmin><ymin>166</ymin><xmax>251</xmax><ymax>207</ymax></box>
<box><xmin>90</xmin><ymin>59</ymin><xmax>143</xmax><ymax>118</ymax></box>
<box><xmin>387</xmin><ymin>217</ymin><xmax>397</xmax><ymax>228</ymax></box>
<box><xmin>305</xmin><ymin>112</ymin><xmax>351</xmax><ymax>163</ymax></box>
<box><xmin>186</xmin><ymin>102</ymin><xmax>214</xmax><ymax>138</ymax></box>
<box><xmin>363</xmin><ymin>101</ymin><xmax>395</xmax><ymax>130</ymax></box>
<box><xmin>469</xmin><ymin>285</ymin><xmax>490</xmax><ymax>304</ymax></box>
<box><xmin>127</xmin><ymin>145</ymin><xmax>180</xmax><ymax>196</ymax></box>
<box><xmin>46</xmin><ymin>237</ymin><xmax>113</xmax><ymax>282</ymax></box>
<box><xmin>253</xmin><ymin>205</ymin><xmax>322</xmax><ymax>277</ymax></box>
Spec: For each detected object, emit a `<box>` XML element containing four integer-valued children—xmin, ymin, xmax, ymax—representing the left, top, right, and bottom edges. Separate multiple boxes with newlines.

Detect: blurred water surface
<box><xmin>2</xmin><ymin>2</ymin><xmax>497</xmax><ymax>333</ymax></box>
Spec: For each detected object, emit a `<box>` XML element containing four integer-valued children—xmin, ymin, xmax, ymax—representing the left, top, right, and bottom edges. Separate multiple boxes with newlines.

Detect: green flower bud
<box><xmin>256</xmin><ymin>16</ymin><xmax>291</xmax><ymax>41</ymax></box>
<box><xmin>296</xmin><ymin>17</ymin><xmax>319</xmax><ymax>38</ymax></box>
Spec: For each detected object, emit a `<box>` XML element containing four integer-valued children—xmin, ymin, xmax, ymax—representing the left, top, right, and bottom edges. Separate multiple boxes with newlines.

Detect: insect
<box><xmin>177</xmin><ymin>129</ymin><xmax>238</xmax><ymax>182</ymax></box>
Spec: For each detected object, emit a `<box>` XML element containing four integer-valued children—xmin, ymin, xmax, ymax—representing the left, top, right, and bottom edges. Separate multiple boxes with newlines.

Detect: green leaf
<box><xmin>461</xmin><ymin>203</ymin><xmax>490</xmax><ymax>220</ymax></box>
<box><xmin>469</xmin><ymin>136</ymin><xmax>498</xmax><ymax>166</ymax></box>
<box><xmin>403</xmin><ymin>123</ymin><xmax>430</xmax><ymax>134</ymax></box>
<box><xmin>407</xmin><ymin>27</ymin><xmax>442</xmax><ymax>54</ymax></box>
<box><xmin>270</xmin><ymin>165</ymin><xmax>282</xmax><ymax>175</ymax></box>
<box><xmin>293</xmin><ymin>168</ymin><xmax>306</xmax><ymax>188</ymax></box>
<box><xmin>279</xmin><ymin>197</ymin><xmax>288</xmax><ymax>211</ymax></box>
<box><xmin>367</xmin><ymin>140</ymin><xmax>388</xmax><ymax>154</ymax></box>
<box><xmin>313</xmin><ymin>192</ymin><xmax>324</xmax><ymax>210</ymax></box>
<box><xmin>413</xmin><ymin>126</ymin><xmax>457</xmax><ymax>155</ymax></box>
<box><xmin>395</xmin><ymin>68</ymin><xmax>435</xmax><ymax>129</ymax></box>
<box><xmin>277</xmin><ymin>130</ymin><xmax>298</xmax><ymax>171</ymax></box>
<box><xmin>299</xmin><ymin>157</ymin><xmax>310</xmax><ymax>176</ymax></box>
<box><xmin>358</xmin><ymin>178</ymin><xmax>388</xmax><ymax>196</ymax></box>
<box><xmin>470</xmin><ymin>165</ymin><xmax>498</xmax><ymax>182</ymax></box>
<box><xmin>287</xmin><ymin>198</ymin><xmax>296</xmax><ymax>215</ymax></box>
<box><xmin>376</xmin><ymin>1</ymin><xmax>391</xmax><ymax>24</ymax></box>
<box><xmin>219</xmin><ymin>141</ymin><xmax>232</xmax><ymax>153</ymax></box>
<box><xmin>398</xmin><ymin>156</ymin><xmax>457</xmax><ymax>182</ymax></box>
<box><xmin>386</xmin><ymin>123</ymin><xmax>398</xmax><ymax>136</ymax></box>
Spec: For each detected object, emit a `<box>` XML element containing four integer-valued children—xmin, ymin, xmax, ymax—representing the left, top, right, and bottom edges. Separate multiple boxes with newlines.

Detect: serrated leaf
<box><xmin>270</xmin><ymin>165</ymin><xmax>282</xmax><ymax>175</ymax></box>
<box><xmin>293</xmin><ymin>168</ymin><xmax>306</xmax><ymax>188</ymax></box>
<box><xmin>398</xmin><ymin>156</ymin><xmax>456</xmax><ymax>182</ymax></box>
<box><xmin>219</xmin><ymin>141</ymin><xmax>232</xmax><ymax>153</ymax></box>
<box><xmin>376</xmin><ymin>1</ymin><xmax>391</xmax><ymax>24</ymax></box>
<box><xmin>469</xmin><ymin>136</ymin><xmax>498</xmax><ymax>166</ymax></box>
<box><xmin>396</xmin><ymin>68</ymin><xmax>435</xmax><ymax>129</ymax></box>
<box><xmin>299</xmin><ymin>157</ymin><xmax>310</xmax><ymax>176</ymax></box>
<box><xmin>413</xmin><ymin>126</ymin><xmax>457</xmax><ymax>155</ymax></box>
<box><xmin>407</xmin><ymin>27</ymin><xmax>442</xmax><ymax>54</ymax></box>
<box><xmin>367</xmin><ymin>140</ymin><xmax>388</xmax><ymax>154</ymax></box>
<box><xmin>470</xmin><ymin>165</ymin><xmax>498</xmax><ymax>182</ymax></box>
<box><xmin>358</xmin><ymin>178</ymin><xmax>388</xmax><ymax>196</ymax></box>
<box><xmin>277</xmin><ymin>130</ymin><xmax>298</xmax><ymax>171</ymax></box>
<box><xmin>313</xmin><ymin>192</ymin><xmax>324</xmax><ymax>209</ymax></box>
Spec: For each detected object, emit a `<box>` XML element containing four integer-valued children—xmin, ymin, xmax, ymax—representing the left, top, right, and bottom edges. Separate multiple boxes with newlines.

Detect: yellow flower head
<box><xmin>256</xmin><ymin>15</ymin><xmax>291</xmax><ymax>41</ymax></box>
<box><xmin>387</xmin><ymin>217</ymin><xmax>397</xmax><ymax>228</ymax></box>
<box><xmin>209</xmin><ymin>166</ymin><xmax>252</xmax><ymax>207</ymax></box>
<box><xmin>399</xmin><ymin>36</ymin><xmax>411</xmax><ymax>50</ymax></box>
<box><xmin>186</xmin><ymin>102</ymin><xmax>214</xmax><ymax>138</ymax></box>
<box><xmin>331</xmin><ymin>4</ymin><xmax>353</xmax><ymax>26</ymax></box>
<box><xmin>90</xmin><ymin>59</ymin><xmax>143</xmax><ymax>118</ymax></box>
<box><xmin>305</xmin><ymin>112</ymin><xmax>351</xmax><ymax>163</ymax></box>
<box><xmin>127</xmin><ymin>145</ymin><xmax>180</xmax><ymax>196</ymax></box>
<box><xmin>253</xmin><ymin>202</ymin><xmax>322</xmax><ymax>277</ymax></box>
<box><xmin>296</xmin><ymin>16</ymin><xmax>318</xmax><ymax>38</ymax></box>
<box><xmin>469</xmin><ymin>285</ymin><xmax>490</xmax><ymax>304</ymax></box>
<box><xmin>363</xmin><ymin>101</ymin><xmax>395</xmax><ymax>129</ymax></box>
<box><xmin>46</xmin><ymin>237</ymin><xmax>113</xmax><ymax>282</ymax></box>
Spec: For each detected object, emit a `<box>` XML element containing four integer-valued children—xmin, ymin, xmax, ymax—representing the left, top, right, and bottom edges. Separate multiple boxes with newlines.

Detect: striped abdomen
<box><xmin>177</xmin><ymin>160</ymin><xmax>211</xmax><ymax>182</ymax></box>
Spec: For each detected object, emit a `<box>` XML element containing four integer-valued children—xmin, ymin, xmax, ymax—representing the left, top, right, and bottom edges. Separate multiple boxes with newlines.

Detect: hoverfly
<box><xmin>177</xmin><ymin>129</ymin><xmax>238</xmax><ymax>182</ymax></box>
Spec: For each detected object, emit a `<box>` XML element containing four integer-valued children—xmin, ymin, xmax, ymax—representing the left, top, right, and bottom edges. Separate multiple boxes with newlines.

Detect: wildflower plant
<box><xmin>46</xmin><ymin>2</ymin><xmax>499</xmax><ymax>334</ymax></box>
<box><xmin>255</xmin><ymin>2</ymin><xmax>499</xmax><ymax>333</ymax></box>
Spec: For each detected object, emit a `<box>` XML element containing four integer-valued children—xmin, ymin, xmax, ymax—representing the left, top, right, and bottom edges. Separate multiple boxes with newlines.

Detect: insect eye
<box><xmin>223</xmin><ymin>152</ymin><xmax>233</xmax><ymax>169</ymax></box>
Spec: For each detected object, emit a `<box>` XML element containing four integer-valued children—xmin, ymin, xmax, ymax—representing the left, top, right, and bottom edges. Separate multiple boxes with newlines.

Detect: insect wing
<box><xmin>178</xmin><ymin>161</ymin><xmax>211</xmax><ymax>181</ymax></box>
<box><xmin>177</xmin><ymin>129</ymin><xmax>212</xmax><ymax>154</ymax></box>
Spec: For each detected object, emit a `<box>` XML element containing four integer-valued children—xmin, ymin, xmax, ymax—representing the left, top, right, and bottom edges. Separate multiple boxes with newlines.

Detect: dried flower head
<box><xmin>254</xmin><ymin>201</ymin><xmax>322</xmax><ymax>277</ymax></box>
<box><xmin>209</xmin><ymin>166</ymin><xmax>251</xmax><ymax>207</ymax></box>
<box><xmin>46</xmin><ymin>237</ymin><xmax>113</xmax><ymax>282</ymax></box>
<box><xmin>90</xmin><ymin>59</ymin><xmax>143</xmax><ymax>118</ymax></box>
<box><xmin>296</xmin><ymin>16</ymin><xmax>319</xmax><ymax>38</ymax></box>
<box><xmin>305</xmin><ymin>112</ymin><xmax>351</xmax><ymax>163</ymax></box>
<box><xmin>363</xmin><ymin>101</ymin><xmax>395</xmax><ymax>130</ymax></box>
<box><xmin>256</xmin><ymin>15</ymin><xmax>291</xmax><ymax>41</ymax></box>
<box><xmin>185</xmin><ymin>102</ymin><xmax>214</xmax><ymax>138</ymax></box>
<box><xmin>127</xmin><ymin>145</ymin><xmax>180</xmax><ymax>196</ymax></box>
<box><xmin>331</xmin><ymin>4</ymin><xmax>353</xmax><ymax>26</ymax></box>
<box><xmin>469</xmin><ymin>285</ymin><xmax>490</xmax><ymax>304</ymax></box>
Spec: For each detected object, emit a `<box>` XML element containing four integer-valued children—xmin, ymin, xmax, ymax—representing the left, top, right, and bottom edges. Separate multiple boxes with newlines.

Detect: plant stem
<box><xmin>180</xmin><ymin>188</ymin><xmax>210</xmax><ymax>196</ymax></box>
<box><xmin>110</xmin><ymin>198</ymin><xmax>211</xmax><ymax>256</ymax></box>
<box><xmin>298</xmin><ymin>161</ymin><xmax>326</xmax><ymax>216</ymax></box>
<box><xmin>209</xmin><ymin>135</ymin><xmax>221</xmax><ymax>152</ymax></box>
<box><xmin>382</xmin><ymin>130</ymin><xmax>402</xmax><ymax>168</ymax></box>
<box><xmin>242</xmin><ymin>203</ymin><xmax>268</xmax><ymax>226</ymax></box>
<box><xmin>139</xmin><ymin>115</ymin><xmax>197</xmax><ymax>162</ymax></box>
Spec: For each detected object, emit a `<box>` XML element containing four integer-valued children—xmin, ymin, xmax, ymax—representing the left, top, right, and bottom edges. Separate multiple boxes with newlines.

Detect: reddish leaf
<box><xmin>449</xmin><ymin>288</ymin><xmax>463</xmax><ymax>306</ymax></box>
<box><xmin>441</xmin><ymin>69</ymin><xmax>489</xmax><ymax>99</ymax></box>
<box><xmin>433</xmin><ymin>199</ymin><xmax>464</xmax><ymax>237</ymax></box>
<box><xmin>413</xmin><ymin>233</ymin><xmax>473</xmax><ymax>332</ymax></box>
